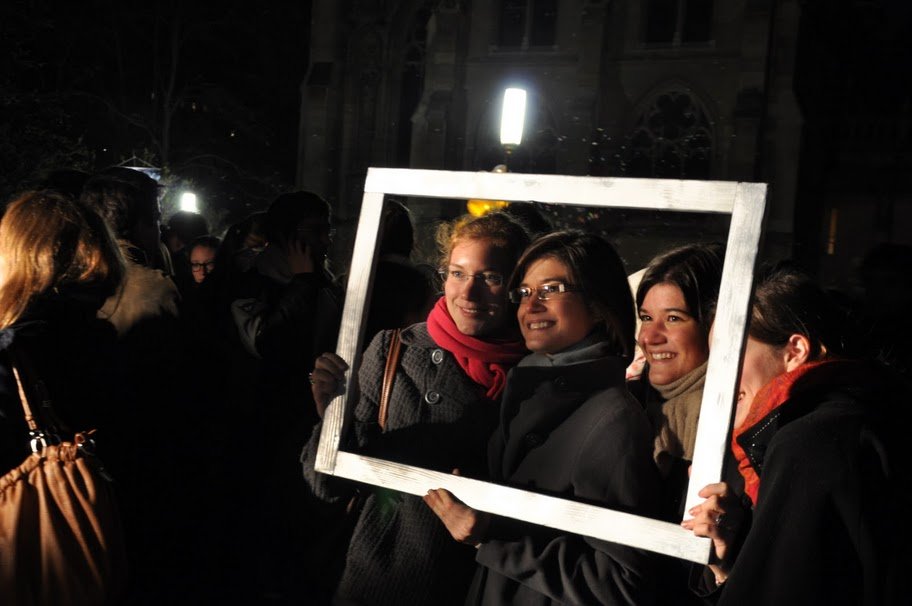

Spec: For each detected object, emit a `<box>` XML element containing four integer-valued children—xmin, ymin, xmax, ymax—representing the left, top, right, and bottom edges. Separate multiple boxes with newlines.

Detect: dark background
<box><xmin>2</xmin><ymin>0</ymin><xmax>911</xmax><ymax>293</ymax></box>
<box><xmin>1</xmin><ymin>0</ymin><xmax>312</xmax><ymax>233</ymax></box>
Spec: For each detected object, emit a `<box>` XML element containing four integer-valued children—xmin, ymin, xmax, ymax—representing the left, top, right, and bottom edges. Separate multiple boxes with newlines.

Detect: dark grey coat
<box><xmin>468</xmin><ymin>340</ymin><xmax>660</xmax><ymax>606</ymax></box>
<box><xmin>301</xmin><ymin>323</ymin><xmax>503</xmax><ymax>605</ymax></box>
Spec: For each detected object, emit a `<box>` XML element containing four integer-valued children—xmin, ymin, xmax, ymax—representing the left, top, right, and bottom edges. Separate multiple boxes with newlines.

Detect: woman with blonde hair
<box><xmin>0</xmin><ymin>190</ymin><xmax>130</xmax><ymax>605</ymax></box>
<box><xmin>0</xmin><ymin>189</ymin><xmax>124</xmax><ymax>479</ymax></box>
<box><xmin>302</xmin><ymin>211</ymin><xmax>531</xmax><ymax>605</ymax></box>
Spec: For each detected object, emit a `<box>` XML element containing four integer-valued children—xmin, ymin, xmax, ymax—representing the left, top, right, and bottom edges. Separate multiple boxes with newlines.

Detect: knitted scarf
<box><xmin>426</xmin><ymin>297</ymin><xmax>527</xmax><ymax>400</ymax></box>
<box><xmin>649</xmin><ymin>361</ymin><xmax>707</xmax><ymax>475</ymax></box>
<box><xmin>732</xmin><ymin>358</ymin><xmax>869</xmax><ymax>505</ymax></box>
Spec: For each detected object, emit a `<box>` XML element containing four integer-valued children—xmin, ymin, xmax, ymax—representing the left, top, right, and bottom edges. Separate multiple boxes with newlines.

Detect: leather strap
<box><xmin>11</xmin><ymin>365</ymin><xmax>38</xmax><ymax>432</ymax></box>
<box><xmin>378</xmin><ymin>329</ymin><xmax>402</xmax><ymax>431</ymax></box>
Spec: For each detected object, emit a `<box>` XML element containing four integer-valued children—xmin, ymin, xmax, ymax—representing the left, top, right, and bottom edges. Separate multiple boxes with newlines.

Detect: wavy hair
<box><xmin>0</xmin><ymin>190</ymin><xmax>125</xmax><ymax>328</ymax></box>
<box><xmin>435</xmin><ymin>211</ymin><xmax>531</xmax><ymax>272</ymax></box>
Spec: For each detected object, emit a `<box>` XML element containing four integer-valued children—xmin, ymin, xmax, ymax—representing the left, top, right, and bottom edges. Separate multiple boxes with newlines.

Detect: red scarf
<box><xmin>732</xmin><ymin>359</ymin><xmax>869</xmax><ymax>505</ymax></box>
<box><xmin>426</xmin><ymin>297</ymin><xmax>527</xmax><ymax>400</ymax></box>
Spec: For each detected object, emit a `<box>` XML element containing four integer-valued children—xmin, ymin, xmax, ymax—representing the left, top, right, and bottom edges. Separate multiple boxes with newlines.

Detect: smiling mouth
<box><xmin>527</xmin><ymin>321</ymin><xmax>554</xmax><ymax>330</ymax></box>
<box><xmin>650</xmin><ymin>352</ymin><xmax>676</xmax><ymax>360</ymax></box>
<box><xmin>460</xmin><ymin>306</ymin><xmax>490</xmax><ymax>316</ymax></box>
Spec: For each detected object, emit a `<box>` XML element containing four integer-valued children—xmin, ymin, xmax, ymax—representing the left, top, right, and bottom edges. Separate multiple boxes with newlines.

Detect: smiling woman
<box><xmin>425</xmin><ymin>230</ymin><xmax>660</xmax><ymax>605</ymax></box>
<box><xmin>632</xmin><ymin>243</ymin><xmax>725</xmax><ymax>481</ymax></box>
<box><xmin>301</xmin><ymin>211</ymin><xmax>531</xmax><ymax>605</ymax></box>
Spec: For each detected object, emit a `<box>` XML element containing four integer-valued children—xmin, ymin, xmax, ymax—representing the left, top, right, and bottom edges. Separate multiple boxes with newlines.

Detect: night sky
<box><xmin>1</xmin><ymin>0</ymin><xmax>312</xmax><ymax>231</ymax></box>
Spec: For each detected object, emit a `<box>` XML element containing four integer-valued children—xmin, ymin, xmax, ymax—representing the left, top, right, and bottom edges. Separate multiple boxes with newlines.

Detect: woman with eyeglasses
<box><xmin>187</xmin><ymin>235</ymin><xmax>220</xmax><ymax>285</ymax></box>
<box><xmin>301</xmin><ymin>212</ymin><xmax>531</xmax><ymax>605</ymax></box>
<box><xmin>424</xmin><ymin>230</ymin><xmax>660</xmax><ymax>605</ymax></box>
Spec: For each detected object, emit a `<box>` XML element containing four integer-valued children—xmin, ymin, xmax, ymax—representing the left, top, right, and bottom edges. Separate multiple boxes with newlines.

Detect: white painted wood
<box><xmin>684</xmin><ymin>182</ymin><xmax>768</xmax><ymax>514</ymax></box>
<box><xmin>315</xmin><ymin>191</ymin><xmax>385</xmax><ymax>475</ymax></box>
<box><xmin>333</xmin><ymin>451</ymin><xmax>712</xmax><ymax>564</ymax></box>
<box><xmin>364</xmin><ymin>168</ymin><xmax>737</xmax><ymax>213</ymax></box>
<box><xmin>315</xmin><ymin>168</ymin><xmax>768</xmax><ymax>565</ymax></box>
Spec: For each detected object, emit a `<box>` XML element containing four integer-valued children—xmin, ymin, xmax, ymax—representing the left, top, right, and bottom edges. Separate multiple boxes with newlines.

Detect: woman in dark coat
<box><xmin>301</xmin><ymin>212</ymin><xmax>531</xmax><ymax>605</ymax></box>
<box><xmin>683</xmin><ymin>264</ymin><xmax>907</xmax><ymax>605</ymax></box>
<box><xmin>425</xmin><ymin>231</ymin><xmax>660</xmax><ymax>606</ymax></box>
<box><xmin>0</xmin><ymin>190</ymin><xmax>126</xmax><ymax>476</ymax></box>
<box><xmin>0</xmin><ymin>190</ymin><xmax>127</xmax><ymax>603</ymax></box>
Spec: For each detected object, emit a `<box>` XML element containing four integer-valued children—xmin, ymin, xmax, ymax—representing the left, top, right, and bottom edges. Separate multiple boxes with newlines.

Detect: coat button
<box><xmin>523</xmin><ymin>433</ymin><xmax>542</xmax><ymax>448</ymax></box>
<box><xmin>553</xmin><ymin>376</ymin><xmax>568</xmax><ymax>389</ymax></box>
<box><xmin>424</xmin><ymin>391</ymin><xmax>441</xmax><ymax>404</ymax></box>
<box><xmin>431</xmin><ymin>349</ymin><xmax>445</xmax><ymax>365</ymax></box>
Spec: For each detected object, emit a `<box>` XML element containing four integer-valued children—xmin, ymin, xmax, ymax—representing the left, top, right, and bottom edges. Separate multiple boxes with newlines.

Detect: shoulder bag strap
<box><xmin>377</xmin><ymin>328</ymin><xmax>402</xmax><ymax>431</ymax></box>
<box><xmin>11</xmin><ymin>365</ymin><xmax>39</xmax><ymax>433</ymax></box>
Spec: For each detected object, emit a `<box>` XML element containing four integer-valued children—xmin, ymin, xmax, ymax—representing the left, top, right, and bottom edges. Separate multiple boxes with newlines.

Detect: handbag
<box><xmin>0</xmin><ymin>353</ymin><xmax>127</xmax><ymax>606</ymax></box>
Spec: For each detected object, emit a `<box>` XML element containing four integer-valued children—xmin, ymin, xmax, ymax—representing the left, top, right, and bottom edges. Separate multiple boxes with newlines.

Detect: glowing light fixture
<box><xmin>500</xmin><ymin>88</ymin><xmax>527</xmax><ymax>151</ymax></box>
<box><xmin>180</xmin><ymin>192</ymin><xmax>199</xmax><ymax>213</ymax></box>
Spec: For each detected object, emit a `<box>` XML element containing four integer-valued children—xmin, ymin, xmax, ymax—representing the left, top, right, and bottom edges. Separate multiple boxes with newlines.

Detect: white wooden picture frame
<box><xmin>315</xmin><ymin>168</ymin><xmax>767</xmax><ymax>564</ymax></box>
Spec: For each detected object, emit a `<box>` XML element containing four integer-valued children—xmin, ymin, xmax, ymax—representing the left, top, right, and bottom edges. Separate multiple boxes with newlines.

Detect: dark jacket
<box><xmin>301</xmin><ymin>323</ymin><xmax>501</xmax><ymax>606</ymax></box>
<box><xmin>469</xmin><ymin>339</ymin><xmax>660</xmax><ymax>606</ymax></box>
<box><xmin>0</xmin><ymin>291</ymin><xmax>124</xmax><ymax>479</ymax></box>
<box><xmin>714</xmin><ymin>375</ymin><xmax>907</xmax><ymax>606</ymax></box>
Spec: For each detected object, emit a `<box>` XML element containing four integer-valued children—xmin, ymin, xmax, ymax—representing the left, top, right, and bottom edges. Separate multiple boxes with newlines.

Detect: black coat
<box><xmin>715</xmin><ymin>373</ymin><xmax>908</xmax><ymax>606</ymax></box>
<box><xmin>0</xmin><ymin>291</ymin><xmax>124</xmax><ymax>478</ymax></box>
<box><xmin>469</xmin><ymin>340</ymin><xmax>661</xmax><ymax>606</ymax></box>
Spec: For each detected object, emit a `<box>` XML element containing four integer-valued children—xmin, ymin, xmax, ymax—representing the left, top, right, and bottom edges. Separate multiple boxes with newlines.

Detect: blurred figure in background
<box><xmin>231</xmin><ymin>190</ymin><xmax>343</xmax><ymax>602</ymax></box>
<box><xmin>360</xmin><ymin>199</ymin><xmax>437</xmax><ymax>345</ymax></box>
<box><xmin>163</xmin><ymin>210</ymin><xmax>210</xmax><ymax>292</ymax></box>
<box><xmin>188</xmin><ymin>235</ymin><xmax>220</xmax><ymax>286</ymax></box>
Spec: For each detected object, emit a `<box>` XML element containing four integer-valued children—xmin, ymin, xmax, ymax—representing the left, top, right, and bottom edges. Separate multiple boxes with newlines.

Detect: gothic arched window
<box><xmin>625</xmin><ymin>90</ymin><xmax>713</xmax><ymax>179</ymax></box>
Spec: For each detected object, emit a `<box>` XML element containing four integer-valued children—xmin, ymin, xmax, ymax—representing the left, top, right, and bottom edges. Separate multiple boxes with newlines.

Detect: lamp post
<box><xmin>466</xmin><ymin>88</ymin><xmax>527</xmax><ymax>217</ymax></box>
<box><xmin>500</xmin><ymin>87</ymin><xmax>527</xmax><ymax>158</ymax></box>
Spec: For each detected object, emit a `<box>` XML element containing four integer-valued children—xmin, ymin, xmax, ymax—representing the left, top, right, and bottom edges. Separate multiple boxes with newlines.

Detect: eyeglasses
<box><xmin>190</xmin><ymin>261</ymin><xmax>216</xmax><ymax>271</ymax></box>
<box><xmin>438</xmin><ymin>269</ymin><xmax>504</xmax><ymax>287</ymax></box>
<box><xmin>508</xmin><ymin>282</ymin><xmax>578</xmax><ymax>304</ymax></box>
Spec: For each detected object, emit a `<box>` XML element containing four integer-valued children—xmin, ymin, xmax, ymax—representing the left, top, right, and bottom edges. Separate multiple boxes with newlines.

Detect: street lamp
<box><xmin>500</xmin><ymin>87</ymin><xmax>527</xmax><ymax>155</ymax></box>
<box><xmin>179</xmin><ymin>192</ymin><xmax>199</xmax><ymax>213</ymax></box>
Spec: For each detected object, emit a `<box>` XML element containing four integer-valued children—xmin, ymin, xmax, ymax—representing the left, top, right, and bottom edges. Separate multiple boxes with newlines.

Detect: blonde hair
<box><xmin>435</xmin><ymin>212</ymin><xmax>530</xmax><ymax>270</ymax></box>
<box><xmin>0</xmin><ymin>190</ymin><xmax>125</xmax><ymax>328</ymax></box>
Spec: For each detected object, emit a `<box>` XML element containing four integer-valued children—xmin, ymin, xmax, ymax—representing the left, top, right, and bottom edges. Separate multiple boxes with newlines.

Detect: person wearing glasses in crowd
<box><xmin>187</xmin><ymin>235</ymin><xmax>220</xmax><ymax>285</ymax></box>
<box><xmin>424</xmin><ymin>230</ymin><xmax>660</xmax><ymax>605</ymax></box>
<box><xmin>302</xmin><ymin>212</ymin><xmax>530</xmax><ymax>605</ymax></box>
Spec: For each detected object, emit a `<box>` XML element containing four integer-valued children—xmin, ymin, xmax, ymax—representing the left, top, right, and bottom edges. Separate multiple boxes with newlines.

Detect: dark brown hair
<box><xmin>509</xmin><ymin>230</ymin><xmax>636</xmax><ymax>362</ymax></box>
